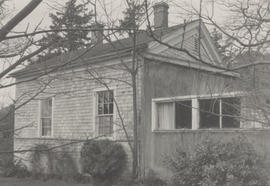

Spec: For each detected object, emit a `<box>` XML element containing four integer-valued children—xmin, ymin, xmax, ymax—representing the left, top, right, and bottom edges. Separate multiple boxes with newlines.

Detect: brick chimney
<box><xmin>91</xmin><ymin>23</ymin><xmax>104</xmax><ymax>45</ymax></box>
<box><xmin>153</xmin><ymin>2</ymin><xmax>169</xmax><ymax>30</ymax></box>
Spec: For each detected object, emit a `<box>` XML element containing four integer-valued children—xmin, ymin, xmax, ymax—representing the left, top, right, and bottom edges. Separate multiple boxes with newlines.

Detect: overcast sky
<box><xmin>7</xmin><ymin>0</ymin><xmax>224</xmax><ymax>32</ymax></box>
<box><xmin>0</xmin><ymin>0</ymin><xmax>226</xmax><ymax>106</ymax></box>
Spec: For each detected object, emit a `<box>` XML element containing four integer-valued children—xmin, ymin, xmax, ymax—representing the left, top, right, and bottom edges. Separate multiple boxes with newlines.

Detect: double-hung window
<box><xmin>40</xmin><ymin>98</ymin><xmax>52</xmax><ymax>137</ymax></box>
<box><xmin>96</xmin><ymin>90</ymin><xmax>114</xmax><ymax>136</ymax></box>
<box><xmin>153</xmin><ymin>94</ymin><xmax>241</xmax><ymax>130</ymax></box>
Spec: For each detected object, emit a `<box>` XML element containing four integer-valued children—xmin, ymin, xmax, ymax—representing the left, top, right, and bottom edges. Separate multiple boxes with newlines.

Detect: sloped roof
<box><xmin>11</xmin><ymin>20</ymin><xmax>213</xmax><ymax>78</ymax></box>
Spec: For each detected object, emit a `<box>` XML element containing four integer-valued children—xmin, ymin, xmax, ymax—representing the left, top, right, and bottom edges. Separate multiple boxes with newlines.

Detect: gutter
<box><xmin>143</xmin><ymin>52</ymin><xmax>240</xmax><ymax>77</ymax></box>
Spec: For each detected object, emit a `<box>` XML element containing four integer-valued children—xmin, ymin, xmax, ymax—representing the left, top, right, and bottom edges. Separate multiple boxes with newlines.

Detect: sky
<box><xmin>0</xmin><ymin>0</ymin><xmax>226</xmax><ymax>106</ymax></box>
<box><xmin>7</xmin><ymin>0</ymin><xmax>224</xmax><ymax>32</ymax></box>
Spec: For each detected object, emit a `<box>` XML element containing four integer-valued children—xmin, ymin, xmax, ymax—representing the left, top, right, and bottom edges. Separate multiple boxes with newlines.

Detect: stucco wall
<box><xmin>141</xmin><ymin>59</ymin><xmax>240</xmax><ymax>176</ymax></box>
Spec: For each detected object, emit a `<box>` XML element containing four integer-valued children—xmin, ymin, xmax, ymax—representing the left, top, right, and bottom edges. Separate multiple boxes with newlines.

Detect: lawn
<box><xmin>0</xmin><ymin>177</ymin><xmax>92</xmax><ymax>186</ymax></box>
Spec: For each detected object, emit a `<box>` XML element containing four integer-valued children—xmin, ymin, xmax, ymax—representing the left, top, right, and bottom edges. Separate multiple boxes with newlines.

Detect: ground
<box><xmin>0</xmin><ymin>177</ymin><xmax>92</xmax><ymax>186</ymax></box>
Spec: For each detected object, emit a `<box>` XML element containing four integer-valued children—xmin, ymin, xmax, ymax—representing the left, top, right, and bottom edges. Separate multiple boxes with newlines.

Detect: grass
<box><xmin>0</xmin><ymin>177</ymin><xmax>92</xmax><ymax>186</ymax></box>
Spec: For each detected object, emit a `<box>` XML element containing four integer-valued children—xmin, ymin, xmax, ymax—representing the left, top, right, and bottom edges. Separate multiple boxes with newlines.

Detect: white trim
<box><xmin>92</xmin><ymin>86</ymin><xmax>117</xmax><ymax>139</ymax></box>
<box><xmin>51</xmin><ymin>97</ymin><xmax>55</xmax><ymax>137</ymax></box>
<box><xmin>92</xmin><ymin>90</ymin><xmax>98</xmax><ymax>138</ymax></box>
<box><xmin>37</xmin><ymin>100</ymin><xmax>41</xmax><ymax>137</ymax></box>
<box><xmin>219</xmin><ymin>99</ymin><xmax>222</xmax><ymax>128</ymax></box>
<box><xmin>152</xmin><ymin>91</ymin><xmax>246</xmax><ymax>103</ymax></box>
<box><xmin>151</xmin><ymin>101</ymin><xmax>157</xmax><ymax>131</ymax></box>
<box><xmin>192</xmin><ymin>98</ymin><xmax>199</xmax><ymax>129</ymax></box>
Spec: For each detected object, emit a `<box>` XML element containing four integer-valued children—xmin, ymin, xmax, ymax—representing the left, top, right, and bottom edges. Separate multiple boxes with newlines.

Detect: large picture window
<box><xmin>40</xmin><ymin>98</ymin><xmax>52</xmax><ymax>137</ymax></box>
<box><xmin>153</xmin><ymin>95</ymin><xmax>241</xmax><ymax>130</ymax></box>
<box><xmin>96</xmin><ymin>90</ymin><xmax>114</xmax><ymax>136</ymax></box>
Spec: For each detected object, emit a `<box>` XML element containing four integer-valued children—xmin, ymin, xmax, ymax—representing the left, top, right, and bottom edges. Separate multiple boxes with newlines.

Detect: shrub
<box><xmin>72</xmin><ymin>173</ymin><xmax>92</xmax><ymax>184</ymax></box>
<box><xmin>143</xmin><ymin>170</ymin><xmax>166</xmax><ymax>186</ymax></box>
<box><xmin>166</xmin><ymin>137</ymin><xmax>268</xmax><ymax>186</ymax></box>
<box><xmin>30</xmin><ymin>144</ymin><xmax>54</xmax><ymax>179</ymax></box>
<box><xmin>81</xmin><ymin>139</ymin><xmax>127</xmax><ymax>184</ymax></box>
<box><xmin>30</xmin><ymin>144</ymin><xmax>80</xmax><ymax>181</ymax></box>
<box><xmin>54</xmin><ymin>148</ymin><xmax>78</xmax><ymax>181</ymax></box>
<box><xmin>0</xmin><ymin>157</ymin><xmax>30</xmax><ymax>178</ymax></box>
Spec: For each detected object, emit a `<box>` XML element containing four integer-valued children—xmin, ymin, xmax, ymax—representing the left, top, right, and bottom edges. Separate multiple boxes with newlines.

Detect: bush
<box><xmin>54</xmin><ymin>148</ymin><xmax>79</xmax><ymax>181</ymax></box>
<box><xmin>166</xmin><ymin>137</ymin><xmax>268</xmax><ymax>186</ymax></box>
<box><xmin>0</xmin><ymin>157</ymin><xmax>30</xmax><ymax>178</ymax></box>
<box><xmin>30</xmin><ymin>144</ymin><xmax>54</xmax><ymax>179</ymax></box>
<box><xmin>81</xmin><ymin>139</ymin><xmax>127</xmax><ymax>184</ymax></box>
<box><xmin>72</xmin><ymin>173</ymin><xmax>92</xmax><ymax>184</ymax></box>
<box><xmin>143</xmin><ymin>170</ymin><xmax>166</xmax><ymax>186</ymax></box>
<box><xmin>30</xmin><ymin>144</ymin><xmax>80</xmax><ymax>181</ymax></box>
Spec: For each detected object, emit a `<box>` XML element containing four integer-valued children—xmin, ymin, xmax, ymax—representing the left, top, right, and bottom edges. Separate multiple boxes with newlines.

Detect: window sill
<box><xmin>153</xmin><ymin>128</ymin><xmax>270</xmax><ymax>133</ymax></box>
<box><xmin>38</xmin><ymin>135</ymin><xmax>54</xmax><ymax>139</ymax></box>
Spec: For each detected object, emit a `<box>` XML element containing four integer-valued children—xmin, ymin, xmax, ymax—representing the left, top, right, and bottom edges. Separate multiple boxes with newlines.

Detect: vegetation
<box><xmin>81</xmin><ymin>139</ymin><xmax>127</xmax><ymax>185</ymax></box>
<box><xmin>30</xmin><ymin>144</ymin><xmax>81</xmax><ymax>182</ymax></box>
<box><xmin>142</xmin><ymin>169</ymin><xmax>166</xmax><ymax>186</ymax></box>
<box><xmin>38</xmin><ymin>0</ymin><xmax>93</xmax><ymax>60</ymax></box>
<box><xmin>166</xmin><ymin>137</ymin><xmax>268</xmax><ymax>186</ymax></box>
<box><xmin>0</xmin><ymin>157</ymin><xmax>30</xmax><ymax>178</ymax></box>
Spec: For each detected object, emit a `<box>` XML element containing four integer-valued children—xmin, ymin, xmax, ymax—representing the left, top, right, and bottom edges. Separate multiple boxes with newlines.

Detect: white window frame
<box><xmin>152</xmin><ymin>92</ymin><xmax>245</xmax><ymax>131</ymax></box>
<box><xmin>93</xmin><ymin>87</ymin><xmax>116</xmax><ymax>139</ymax></box>
<box><xmin>38</xmin><ymin>97</ymin><xmax>54</xmax><ymax>137</ymax></box>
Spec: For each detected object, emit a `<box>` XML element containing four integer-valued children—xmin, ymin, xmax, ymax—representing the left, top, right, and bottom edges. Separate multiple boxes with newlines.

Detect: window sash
<box><xmin>41</xmin><ymin>118</ymin><xmax>52</xmax><ymax>136</ymax></box>
<box><xmin>96</xmin><ymin>115</ymin><xmax>113</xmax><ymax>136</ymax></box>
<box><xmin>97</xmin><ymin>90</ymin><xmax>113</xmax><ymax>115</ymax></box>
<box><xmin>154</xmin><ymin>97</ymin><xmax>240</xmax><ymax>130</ymax></box>
<box><xmin>96</xmin><ymin>90</ymin><xmax>114</xmax><ymax>136</ymax></box>
<box><xmin>40</xmin><ymin>98</ymin><xmax>52</xmax><ymax>137</ymax></box>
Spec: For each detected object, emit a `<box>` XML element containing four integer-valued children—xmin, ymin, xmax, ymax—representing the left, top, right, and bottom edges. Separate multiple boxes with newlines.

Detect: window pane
<box><xmin>41</xmin><ymin>118</ymin><xmax>51</xmax><ymax>136</ymax></box>
<box><xmin>98</xmin><ymin>103</ymin><xmax>103</xmax><ymax>115</ymax></box>
<box><xmin>222</xmin><ymin>98</ymin><xmax>240</xmax><ymax>128</ymax></box>
<box><xmin>98</xmin><ymin>115</ymin><xmax>113</xmax><ymax>136</ymax></box>
<box><xmin>104</xmin><ymin>104</ymin><xmax>109</xmax><ymax>114</ymax></box>
<box><xmin>109</xmin><ymin>103</ymin><xmax>113</xmax><ymax>114</ymax></box>
<box><xmin>157</xmin><ymin>102</ymin><xmax>174</xmax><ymax>129</ymax></box>
<box><xmin>199</xmin><ymin>99</ymin><xmax>220</xmax><ymax>128</ymax></box>
<box><xmin>98</xmin><ymin>92</ymin><xmax>104</xmax><ymax>104</ymax></box>
<box><xmin>175</xmin><ymin>101</ymin><xmax>192</xmax><ymax>129</ymax></box>
<box><xmin>109</xmin><ymin>91</ymin><xmax>114</xmax><ymax>102</ymax></box>
<box><xmin>41</xmin><ymin>98</ymin><xmax>52</xmax><ymax>118</ymax></box>
<box><xmin>104</xmin><ymin>91</ymin><xmax>109</xmax><ymax>103</ymax></box>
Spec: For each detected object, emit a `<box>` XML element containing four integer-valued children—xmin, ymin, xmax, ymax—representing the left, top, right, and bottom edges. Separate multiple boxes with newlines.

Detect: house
<box><xmin>11</xmin><ymin>2</ymin><xmax>264</xmax><ymax>177</ymax></box>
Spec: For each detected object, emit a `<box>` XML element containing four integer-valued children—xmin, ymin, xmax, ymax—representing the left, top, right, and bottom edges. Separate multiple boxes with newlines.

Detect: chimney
<box><xmin>153</xmin><ymin>2</ymin><xmax>169</xmax><ymax>30</ymax></box>
<box><xmin>91</xmin><ymin>23</ymin><xmax>104</xmax><ymax>45</ymax></box>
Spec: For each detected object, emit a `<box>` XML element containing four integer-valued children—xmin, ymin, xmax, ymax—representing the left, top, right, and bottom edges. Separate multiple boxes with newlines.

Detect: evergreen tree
<box><xmin>119</xmin><ymin>1</ymin><xmax>145</xmax><ymax>35</ymax></box>
<box><xmin>38</xmin><ymin>0</ymin><xmax>93</xmax><ymax>60</ymax></box>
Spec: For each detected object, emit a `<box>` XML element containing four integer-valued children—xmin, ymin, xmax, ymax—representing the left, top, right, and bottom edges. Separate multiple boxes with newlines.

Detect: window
<box><xmin>40</xmin><ymin>98</ymin><xmax>52</xmax><ymax>137</ymax></box>
<box><xmin>156</xmin><ymin>100</ymin><xmax>192</xmax><ymax>130</ymax></box>
<box><xmin>96</xmin><ymin>90</ymin><xmax>114</xmax><ymax>136</ymax></box>
<box><xmin>153</xmin><ymin>95</ymin><xmax>241</xmax><ymax>130</ymax></box>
